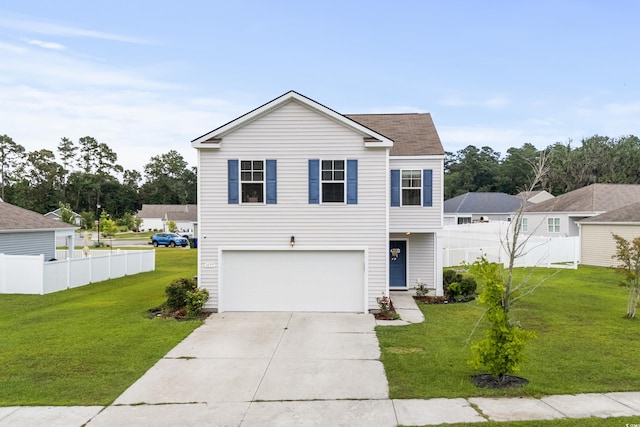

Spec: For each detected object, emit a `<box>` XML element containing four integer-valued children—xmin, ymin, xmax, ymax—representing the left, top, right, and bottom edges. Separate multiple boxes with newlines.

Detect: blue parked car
<box><xmin>151</xmin><ymin>232</ymin><xmax>189</xmax><ymax>248</ymax></box>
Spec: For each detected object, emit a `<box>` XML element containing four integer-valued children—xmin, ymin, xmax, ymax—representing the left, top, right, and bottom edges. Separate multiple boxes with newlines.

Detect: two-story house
<box><xmin>191</xmin><ymin>91</ymin><xmax>444</xmax><ymax>313</ymax></box>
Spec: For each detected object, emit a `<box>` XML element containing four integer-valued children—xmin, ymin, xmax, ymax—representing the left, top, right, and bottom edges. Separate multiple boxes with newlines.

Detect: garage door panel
<box><xmin>221</xmin><ymin>250</ymin><xmax>365</xmax><ymax>312</ymax></box>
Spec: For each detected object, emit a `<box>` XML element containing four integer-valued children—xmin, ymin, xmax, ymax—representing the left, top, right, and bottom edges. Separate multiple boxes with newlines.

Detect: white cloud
<box><xmin>0</xmin><ymin>13</ymin><xmax>151</xmax><ymax>45</ymax></box>
<box><xmin>24</xmin><ymin>38</ymin><xmax>66</xmax><ymax>50</ymax></box>
<box><xmin>0</xmin><ymin>39</ymin><xmax>235</xmax><ymax>173</ymax></box>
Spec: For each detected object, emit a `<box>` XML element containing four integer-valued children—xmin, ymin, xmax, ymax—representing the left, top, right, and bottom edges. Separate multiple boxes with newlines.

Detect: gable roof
<box><xmin>515</xmin><ymin>189</ymin><xmax>555</xmax><ymax>204</ymax></box>
<box><xmin>0</xmin><ymin>201</ymin><xmax>78</xmax><ymax>232</ymax></box>
<box><xmin>345</xmin><ymin>113</ymin><xmax>444</xmax><ymax>156</ymax></box>
<box><xmin>578</xmin><ymin>201</ymin><xmax>640</xmax><ymax>224</ymax></box>
<box><xmin>191</xmin><ymin>91</ymin><xmax>444</xmax><ymax>156</ymax></box>
<box><xmin>136</xmin><ymin>204</ymin><xmax>197</xmax><ymax>222</ymax></box>
<box><xmin>445</xmin><ymin>192</ymin><xmax>527</xmax><ymax>214</ymax></box>
<box><xmin>524</xmin><ymin>184</ymin><xmax>640</xmax><ymax>213</ymax></box>
<box><xmin>44</xmin><ymin>207</ymin><xmax>81</xmax><ymax>219</ymax></box>
<box><xmin>191</xmin><ymin>91</ymin><xmax>393</xmax><ymax>149</ymax></box>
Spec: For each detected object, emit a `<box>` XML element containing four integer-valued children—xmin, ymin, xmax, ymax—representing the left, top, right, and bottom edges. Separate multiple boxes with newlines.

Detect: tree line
<box><xmin>0</xmin><ymin>134</ymin><xmax>196</xmax><ymax>228</ymax></box>
<box><xmin>2</xmin><ymin>132</ymin><xmax>639</xmax><ymax>224</ymax></box>
<box><xmin>445</xmin><ymin>134</ymin><xmax>640</xmax><ymax>199</ymax></box>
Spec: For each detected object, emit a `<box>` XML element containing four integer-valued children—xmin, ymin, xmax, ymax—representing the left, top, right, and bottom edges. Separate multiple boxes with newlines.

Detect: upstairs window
<box><xmin>547</xmin><ymin>217</ymin><xmax>560</xmax><ymax>233</ymax></box>
<box><xmin>321</xmin><ymin>160</ymin><xmax>345</xmax><ymax>203</ymax></box>
<box><xmin>402</xmin><ymin>170</ymin><xmax>422</xmax><ymax>206</ymax></box>
<box><xmin>241</xmin><ymin>160</ymin><xmax>264</xmax><ymax>203</ymax></box>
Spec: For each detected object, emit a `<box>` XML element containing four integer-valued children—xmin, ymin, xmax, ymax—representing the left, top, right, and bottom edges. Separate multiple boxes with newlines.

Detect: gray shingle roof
<box><xmin>524</xmin><ymin>184</ymin><xmax>640</xmax><ymax>213</ymax></box>
<box><xmin>578</xmin><ymin>201</ymin><xmax>640</xmax><ymax>223</ymax></box>
<box><xmin>0</xmin><ymin>201</ymin><xmax>78</xmax><ymax>231</ymax></box>
<box><xmin>444</xmin><ymin>192</ymin><xmax>527</xmax><ymax>214</ymax></box>
<box><xmin>136</xmin><ymin>204</ymin><xmax>197</xmax><ymax>222</ymax></box>
<box><xmin>346</xmin><ymin>113</ymin><xmax>445</xmax><ymax>156</ymax></box>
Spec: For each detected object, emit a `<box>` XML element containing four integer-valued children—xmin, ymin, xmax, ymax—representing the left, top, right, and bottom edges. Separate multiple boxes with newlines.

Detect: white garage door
<box><xmin>220</xmin><ymin>250</ymin><xmax>365</xmax><ymax>312</ymax></box>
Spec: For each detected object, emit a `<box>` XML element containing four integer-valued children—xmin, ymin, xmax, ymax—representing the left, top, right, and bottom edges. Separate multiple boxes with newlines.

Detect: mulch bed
<box><xmin>374</xmin><ymin>300</ymin><xmax>400</xmax><ymax>320</ymax></box>
<box><xmin>414</xmin><ymin>296</ymin><xmax>475</xmax><ymax>304</ymax></box>
<box><xmin>147</xmin><ymin>306</ymin><xmax>211</xmax><ymax>321</ymax></box>
<box><xmin>471</xmin><ymin>374</ymin><xmax>529</xmax><ymax>389</ymax></box>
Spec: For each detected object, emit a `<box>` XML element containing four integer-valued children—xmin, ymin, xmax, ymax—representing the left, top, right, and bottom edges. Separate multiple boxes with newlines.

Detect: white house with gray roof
<box><xmin>444</xmin><ymin>192</ymin><xmax>528</xmax><ymax>225</ymax></box>
<box><xmin>522</xmin><ymin>184</ymin><xmax>640</xmax><ymax>237</ymax></box>
<box><xmin>136</xmin><ymin>204</ymin><xmax>197</xmax><ymax>234</ymax></box>
<box><xmin>0</xmin><ymin>200</ymin><xmax>77</xmax><ymax>260</ymax></box>
<box><xmin>192</xmin><ymin>91</ymin><xmax>445</xmax><ymax>313</ymax></box>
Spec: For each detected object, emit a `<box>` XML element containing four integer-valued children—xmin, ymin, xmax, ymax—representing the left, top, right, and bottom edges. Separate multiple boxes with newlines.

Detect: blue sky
<box><xmin>1</xmin><ymin>1</ymin><xmax>639</xmax><ymax>172</ymax></box>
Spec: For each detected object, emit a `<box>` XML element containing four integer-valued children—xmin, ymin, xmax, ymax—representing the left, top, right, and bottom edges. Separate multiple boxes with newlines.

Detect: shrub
<box><xmin>460</xmin><ymin>276</ymin><xmax>477</xmax><ymax>296</ymax></box>
<box><xmin>444</xmin><ymin>271</ymin><xmax>477</xmax><ymax>302</ymax></box>
<box><xmin>185</xmin><ymin>287</ymin><xmax>210</xmax><ymax>318</ymax></box>
<box><xmin>443</xmin><ymin>269</ymin><xmax>462</xmax><ymax>286</ymax></box>
<box><xmin>415</xmin><ymin>283</ymin><xmax>431</xmax><ymax>297</ymax></box>
<box><xmin>165</xmin><ymin>278</ymin><xmax>197</xmax><ymax>311</ymax></box>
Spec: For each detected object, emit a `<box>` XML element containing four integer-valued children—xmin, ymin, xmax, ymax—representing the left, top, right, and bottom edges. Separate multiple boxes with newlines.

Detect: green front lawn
<box><xmin>378</xmin><ymin>266</ymin><xmax>640</xmax><ymax>399</ymax></box>
<box><xmin>0</xmin><ymin>250</ymin><xmax>200</xmax><ymax>406</ymax></box>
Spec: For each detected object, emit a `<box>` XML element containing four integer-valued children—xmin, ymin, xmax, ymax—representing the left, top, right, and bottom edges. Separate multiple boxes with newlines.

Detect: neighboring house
<box><xmin>44</xmin><ymin>207</ymin><xmax>82</xmax><ymax>226</ymax></box>
<box><xmin>522</xmin><ymin>183</ymin><xmax>640</xmax><ymax>237</ymax></box>
<box><xmin>191</xmin><ymin>91</ymin><xmax>445</xmax><ymax>313</ymax></box>
<box><xmin>578</xmin><ymin>202</ymin><xmax>640</xmax><ymax>267</ymax></box>
<box><xmin>516</xmin><ymin>189</ymin><xmax>555</xmax><ymax>204</ymax></box>
<box><xmin>444</xmin><ymin>192</ymin><xmax>527</xmax><ymax>225</ymax></box>
<box><xmin>0</xmin><ymin>200</ymin><xmax>78</xmax><ymax>260</ymax></box>
<box><xmin>135</xmin><ymin>204</ymin><xmax>197</xmax><ymax>234</ymax></box>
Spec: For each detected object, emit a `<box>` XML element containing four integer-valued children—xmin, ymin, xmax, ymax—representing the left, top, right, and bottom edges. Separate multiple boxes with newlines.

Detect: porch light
<box><xmin>405</xmin><ymin>231</ymin><xmax>411</xmax><ymax>236</ymax></box>
<box><xmin>290</xmin><ymin>236</ymin><xmax>295</xmax><ymax>247</ymax></box>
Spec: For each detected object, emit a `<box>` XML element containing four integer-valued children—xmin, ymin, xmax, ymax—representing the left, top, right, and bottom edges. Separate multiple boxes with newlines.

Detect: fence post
<box><xmin>38</xmin><ymin>254</ymin><xmax>45</xmax><ymax>295</ymax></box>
<box><xmin>0</xmin><ymin>254</ymin><xmax>4</xmax><ymax>293</ymax></box>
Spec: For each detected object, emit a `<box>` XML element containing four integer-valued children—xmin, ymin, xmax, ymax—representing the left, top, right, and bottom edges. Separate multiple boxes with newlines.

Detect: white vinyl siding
<box><xmin>390</xmin><ymin>232</ymin><xmax>436</xmax><ymax>290</ymax></box>
<box><xmin>196</xmin><ymin>101</ymin><xmax>388</xmax><ymax>311</ymax></box>
<box><xmin>0</xmin><ymin>231</ymin><xmax>55</xmax><ymax>259</ymax></box>
<box><xmin>390</xmin><ymin>157</ymin><xmax>443</xmax><ymax>232</ymax></box>
<box><xmin>581</xmin><ymin>224</ymin><xmax>640</xmax><ymax>267</ymax></box>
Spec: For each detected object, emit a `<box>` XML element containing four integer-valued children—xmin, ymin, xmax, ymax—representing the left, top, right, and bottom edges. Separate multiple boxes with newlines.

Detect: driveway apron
<box><xmin>91</xmin><ymin>312</ymin><xmax>391</xmax><ymax>426</ymax></box>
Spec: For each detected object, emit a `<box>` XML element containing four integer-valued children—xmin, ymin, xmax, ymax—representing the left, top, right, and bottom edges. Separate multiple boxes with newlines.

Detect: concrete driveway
<box><xmin>88</xmin><ymin>312</ymin><xmax>395</xmax><ymax>426</ymax></box>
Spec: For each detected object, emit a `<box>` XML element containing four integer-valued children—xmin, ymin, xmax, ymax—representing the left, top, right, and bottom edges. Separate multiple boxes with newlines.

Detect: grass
<box><xmin>0</xmin><ymin>249</ymin><xmax>200</xmax><ymax>406</ymax></box>
<box><xmin>378</xmin><ymin>266</ymin><xmax>640</xmax><ymax>399</ymax></box>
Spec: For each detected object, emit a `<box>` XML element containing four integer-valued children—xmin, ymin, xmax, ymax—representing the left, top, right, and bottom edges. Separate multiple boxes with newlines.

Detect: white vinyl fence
<box><xmin>0</xmin><ymin>250</ymin><xmax>155</xmax><ymax>295</ymax></box>
<box><xmin>442</xmin><ymin>222</ymin><xmax>580</xmax><ymax>269</ymax></box>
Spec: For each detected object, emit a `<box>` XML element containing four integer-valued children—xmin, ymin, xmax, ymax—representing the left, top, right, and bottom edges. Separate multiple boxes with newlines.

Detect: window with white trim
<box><xmin>457</xmin><ymin>217</ymin><xmax>472</xmax><ymax>225</ymax></box>
<box><xmin>547</xmin><ymin>217</ymin><xmax>560</xmax><ymax>233</ymax></box>
<box><xmin>321</xmin><ymin>160</ymin><xmax>344</xmax><ymax>203</ymax></box>
<box><xmin>517</xmin><ymin>217</ymin><xmax>528</xmax><ymax>232</ymax></box>
<box><xmin>240</xmin><ymin>160</ymin><xmax>264</xmax><ymax>203</ymax></box>
<box><xmin>402</xmin><ymin>170</ymin><xmax>421</xmax><ymax>206</ymax></box>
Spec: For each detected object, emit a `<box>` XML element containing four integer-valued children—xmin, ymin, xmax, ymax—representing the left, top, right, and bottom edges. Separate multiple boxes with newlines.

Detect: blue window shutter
<box><xmin>390</xmin><ymin>169</ymin><xmax>400</xmax><ymax>207</ymax></box>
<box><xmin>423</xmin><ymin>169</ymin><xmax>433</xmax><ymax>207</ymax></box>
<box><xmin>347</xmin><ymin>159</ymin><xmax>358</xmax><ymax>204</ymax></box>
<box><xmin>228</xmin><ymin>160</ymin><xmax>239</xmax><ymax>204</ymax></box>
<box><xmin>308</xmin><ymin>159</ymin><xmax>319</xmax><ymax>204</ymax></box>
<box><xmin>266</xmin><ymin>159</ymin><xmax>277</xmax><ymax>204</ymax></box>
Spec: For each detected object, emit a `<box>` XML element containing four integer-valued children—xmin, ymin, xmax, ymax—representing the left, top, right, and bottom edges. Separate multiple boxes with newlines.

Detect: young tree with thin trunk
<box><xmin>611</xmin><ymin>234</ymin><xmax>640</xmax><ymax>319</ymax></box>
<box><xmin>469</xmin><ymin>152</ymin><xmax>550</xmax><ymax>385</ymax></box>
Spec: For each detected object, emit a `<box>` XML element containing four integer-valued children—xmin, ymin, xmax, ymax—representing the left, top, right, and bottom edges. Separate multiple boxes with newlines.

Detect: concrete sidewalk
<box><xmin>2</xmin><ymin>294</ymin><xmax>640</xmax><ymax>426</ymax></box>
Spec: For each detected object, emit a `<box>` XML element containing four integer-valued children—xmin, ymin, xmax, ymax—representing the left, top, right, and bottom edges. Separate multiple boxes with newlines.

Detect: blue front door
<box><xmin>389</xmin><ymin>240</ymin><xmax>407</xmax><ymax>288</ymax></box>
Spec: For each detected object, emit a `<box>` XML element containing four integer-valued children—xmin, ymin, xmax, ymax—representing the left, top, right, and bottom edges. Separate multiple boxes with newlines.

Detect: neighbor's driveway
<box><xmin>89</xmin><ymin>312</ymin><xmax>395</xmax><ymax>426</ymax></box>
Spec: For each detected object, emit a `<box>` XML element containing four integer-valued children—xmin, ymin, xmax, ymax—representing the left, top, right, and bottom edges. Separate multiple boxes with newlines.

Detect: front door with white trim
<box><xmin>389</xmin><ymin>240</ymin><xmax>407</xmax><ymax>288</ymax></box>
